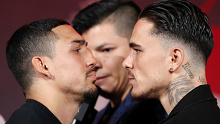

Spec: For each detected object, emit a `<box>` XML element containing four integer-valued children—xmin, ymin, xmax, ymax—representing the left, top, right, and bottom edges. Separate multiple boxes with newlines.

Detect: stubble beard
<box><xmin>130</xmin><ymin>86</ymin><xmax>155</xmax><ymax>101</ymax></box>
<box><xmin>82</xmin><ymin>84</ymin><xmax>98</xmax><ymax>102</ymax></box>
<box><xmin>74</xmin><ymin>83</ymin><xmax>98</xmax><ymax>104</ymax></box>
<box><xmin>67</xmin><ymin>83</ymin><xmax>98</xmax><ymax>104</ymax></box>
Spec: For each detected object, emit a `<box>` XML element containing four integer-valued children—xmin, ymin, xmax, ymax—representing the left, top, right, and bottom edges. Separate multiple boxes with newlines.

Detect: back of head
<box><xmin>139</xmin><ymin>0</ymin><xmax>214</xmax><ymax>66</ymax></box>
<box><xmin>72</xmin><ymin>0</ymin><xmax>141</xmax><ymax>38</ymax></box>
<box><xmin>6</xmin><ymin>18</ymin><xmax>69</xmax><ymax>94</ymax></box>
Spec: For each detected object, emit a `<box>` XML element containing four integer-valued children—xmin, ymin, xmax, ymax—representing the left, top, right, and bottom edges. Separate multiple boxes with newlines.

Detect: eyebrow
<box><xmin>129</xmin><ymin>42</ymin><xmax>141</xmax><ymax>48</ymax></box>
<box><xmin>70</xmin><ymin>40</ymin><xmax>86</xmax><ymax>45</ymax></box>
<box><xmin>96</xmin><ymin>43</ymin><xmax>114</xmax><ymax>50</ymax></box>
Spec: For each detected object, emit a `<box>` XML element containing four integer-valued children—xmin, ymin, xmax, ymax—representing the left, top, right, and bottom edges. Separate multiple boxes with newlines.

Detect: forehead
<box><xmin>52</xmin><ymin>25</ymin><xmax>84</xmax><ymax>42</ymax></box>
<box><xmin>85</xmin><ymin>23</ymin><xmax>116</xmax><ymax>34</ymax></box>
<box><xmin>131</xmin><ymin>19</ymin><xmax>156</xmax><ymax>42</ymax></box>
<box><xmin>131</xmin><ymin>19</ymin><xmax>162</xmax><ymax>49</ymax></box>
<box><xmin>82</xmin><ymin>23</ymin><xmax>116</xmax><ymax>40</ymax></box>
<box><xmin>82</xmin><ymin>23</ymin><xmax>128</xmax><ymax>47</ymax></box>
<box><xmin>132</xmin><ymin>19</ymin><xmax>155</xmax><ymax>38</ymax></box>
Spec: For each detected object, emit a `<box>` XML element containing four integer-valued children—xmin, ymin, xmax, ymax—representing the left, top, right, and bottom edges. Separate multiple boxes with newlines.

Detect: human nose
<box><xmin>89</xmin><ymin>50</ymin><xmax>102</xmax><ymax>70</ymax></box>
<box><xmin>122</xmin><ymin>53</ymin><xmax>134</xmax><ymax>70</ymax></box>
<box><xmin>85</xmin><ymin>48</ymin><xmax>97</xmax><ymax>68</ymax></box>
<box><xmin>94</xmin><ymin>58</ymin><xmax>102</xmax><ymax>69</ymax></box>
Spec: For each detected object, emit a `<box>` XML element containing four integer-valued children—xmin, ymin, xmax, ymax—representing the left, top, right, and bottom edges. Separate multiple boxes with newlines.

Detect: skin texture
<box><xmin>123</xmin><ymin>20</ymin><xmax>170</xmax><ymax>100</ymax></box>
<box><xmin>82</xmin><ymin>23</ymin><xmax>131</xmax><ymax>107</ymax></box>
<box><xmin>29</xmin><ymin>25</ymin><xmax>98</xmax><ymax>123</ymax></box>
<box><xmin>123</xmin><ymin>19</ymin><xmax>205</xmax><ymax>114</ymax></box>
<box><xmin>50</xmin><ymin>25</ymin><xmax>97</xmax><ymax>102</ymax></box>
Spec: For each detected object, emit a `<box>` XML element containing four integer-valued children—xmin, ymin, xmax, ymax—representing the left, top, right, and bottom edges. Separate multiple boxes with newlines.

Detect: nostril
<box><xmin>94</xmin><ymin>66</ymin><xmax>99</xmax><ymax>71</ymax></box>
<box><xmin>90</xmin><ymin>63</ymin><xmax>95</xmax><ymax>68</ymax></box>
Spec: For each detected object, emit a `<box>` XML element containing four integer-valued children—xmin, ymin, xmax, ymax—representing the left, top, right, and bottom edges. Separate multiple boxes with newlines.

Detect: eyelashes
<box><xmin>102</xmin><ymin>48</ymin><xmax>112</xmax><ymax>52</ymax></box>
<box><xmin>73</xmin><ymin>48</ymin><xmax>81</xmax><ymax>52</ymax></box>
<box><xmin>133</xmin><ymin>48</ymin><xmax>140</xmax><ymax>53</ymax></box>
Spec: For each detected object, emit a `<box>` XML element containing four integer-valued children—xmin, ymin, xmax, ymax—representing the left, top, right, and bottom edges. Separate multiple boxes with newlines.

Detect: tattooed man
<box><xmin>123</xmin><ymin>0</ymin><xmax>220</xmax><ymax>124</ymax></box>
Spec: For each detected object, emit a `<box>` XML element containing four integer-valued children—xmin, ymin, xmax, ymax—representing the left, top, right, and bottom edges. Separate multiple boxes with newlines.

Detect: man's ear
<box><xmin>168</xmin><ymin>47</ymin><xmax>184</xmax><ymax>72</ymax></box>
<box><xmin>32</xmin><ymin>56</ymin><xmax>52</xmax><ymax>78</ymax></box>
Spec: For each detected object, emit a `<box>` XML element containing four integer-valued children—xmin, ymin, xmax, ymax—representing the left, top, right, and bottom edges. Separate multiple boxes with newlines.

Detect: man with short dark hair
<box><xmin>6</xmin><ymin>18</ymin><xmax>98</xmax><ymax>124</ymax></box>
<box><xmin>73</xmin><ymin>1</ymin><xmax>166</xmax><ymax>124</ymax></box>
<box><xmin>123</xmin><ymin>0</ymin><xmax>220</xmax><ymax>123</ymax></box>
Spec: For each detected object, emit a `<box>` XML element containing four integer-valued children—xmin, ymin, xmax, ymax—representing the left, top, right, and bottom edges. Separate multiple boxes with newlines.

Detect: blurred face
<box><xmin>50</xmin><ymin>25</ymin><xmax>98</xmax><ymax>102</ymax></box>
<box><xmin>123</xmin><ymin>19</ymin><xmax>170</xmax><ymax>100</ymax></box>
<box><xmin>82</xmin><ymin>23</ymin><xmax>130</xmax><ymax>98</ymax></box>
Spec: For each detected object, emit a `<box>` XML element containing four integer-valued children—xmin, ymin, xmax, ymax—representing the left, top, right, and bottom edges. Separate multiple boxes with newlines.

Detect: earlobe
<box><xmin>32</xmin><ymin>56</ymin><xmax>52</xmax><ymax>78</ymax></box>
<box><xmin>169</xmin><ymin>47</ymin><xmax>184</xmax><ymax>72</ymax></box>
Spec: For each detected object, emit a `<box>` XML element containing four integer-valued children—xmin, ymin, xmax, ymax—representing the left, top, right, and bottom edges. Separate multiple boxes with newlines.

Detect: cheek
<box><xmin>133</xmin><ymin>54</ymin><xmax>154</xmax><ymax>80</ymax></box>
<box><xmin>55</xmin><ymin>57</ymin><xmax>85</xmax><ymax>76</ymax></box>
<box><xmin>135</xmin><ymin>54</ymin><xmax>167</xmax><ymax>85</ymax></box>
<box><xmin>104</xmin><ymin>56</ymin><xmax>126</xmax><ymax>74</ymax></box>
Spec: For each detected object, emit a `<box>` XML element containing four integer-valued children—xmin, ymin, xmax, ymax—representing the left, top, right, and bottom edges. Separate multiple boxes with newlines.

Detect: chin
<box><xmin>83</xmin><ymin>87</ymin><xmax>98</xmax><ymax>101</ymax></box>
<box><xmin>131</xmin><ymin>91</ymin><xmax>145</xmax><ymax>101</ymax></box>
<box><xmin>131</xmin><ymin>88</ymin><xmax>154</xmax><ymax>101</ymax></box>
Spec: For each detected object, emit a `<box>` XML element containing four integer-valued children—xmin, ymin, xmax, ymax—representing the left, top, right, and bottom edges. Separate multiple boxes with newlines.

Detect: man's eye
<box><xmin>73</xmin><ymin>48</ymin><xmax>81</xmax><ymax>52</ymax></box>
<box><xmin>134</xmin><ymin>49</ymin><xmax>140</xmax><ymax>53</ymax></box>
<box><xmin>102</xmin><ymin>48</ymin><xmax>112</xmax><ymax>52</ymax></box>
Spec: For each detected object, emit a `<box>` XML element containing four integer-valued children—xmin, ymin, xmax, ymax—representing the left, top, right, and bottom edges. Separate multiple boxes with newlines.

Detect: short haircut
<box><xmin>6</xmin><ymin>18</ymin><xmax>69</xmax><ymax>93</ymax></box>
<box><xmin>139</xmin><ymin>0</ymin><xmax>214</xmax><ymax>65</ymax></box>
<box><xmin>72</xmin><ymin>0</ymin><xmax>141</xmax><ymax>38</ymax></box>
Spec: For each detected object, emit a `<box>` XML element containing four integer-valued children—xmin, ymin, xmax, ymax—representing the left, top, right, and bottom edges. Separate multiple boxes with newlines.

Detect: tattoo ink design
<box><xmin>182</xmin><ymin>62</ymin><xmax>194</xmax><ymax>79</ymax></box>
<box><xmin>168</xmin><ymin>75</ymin><xmax>195</xmax><ymax>106</ymax></box>
<box><xmin>198</xmin><ymin>76</ymin><xmax>206</xmax><ymax>84</ymax></box>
